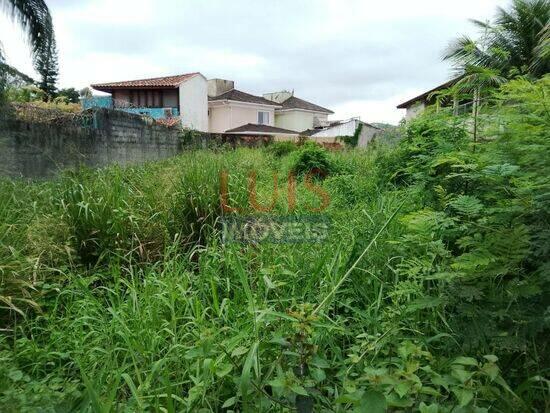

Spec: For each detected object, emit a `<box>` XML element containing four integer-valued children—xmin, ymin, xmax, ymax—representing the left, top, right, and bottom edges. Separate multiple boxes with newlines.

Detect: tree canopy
<box><xmin>445</xmin><ymin>0</ymin><xmax>550</xmax><ymax>78</ymax></box>
<box><xmin>0</xmin><ymin>0</ymin><xmax>58</xmax><ymax>99</ymax></box>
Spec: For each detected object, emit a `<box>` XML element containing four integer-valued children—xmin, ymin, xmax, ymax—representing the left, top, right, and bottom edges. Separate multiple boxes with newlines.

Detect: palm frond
<box><xmin>0</xmin><ymin>0</ymin><xmax>54</xmax><ymax>58</ymax></box>
<box><xmin>445</xmin><ymin>0</ymin><xmax>550</xmax><ymax>78</ymax></box>
<box><xmin>532</xmin><ymin>22</ymin><xmax>550</xmax><ymax>74</ymax></box>
<box><xmin>454</xmin><ymin>65</ymin><xmax>507</xmax><ymax>93</ymax></box>
<box><xmin>469</xmin><ymin>19</ymin><xmax>493</xmax><ymax>31</ymax></box>
<box><xmin>0</xmin><ymin>61</ymin><xmax>35</xmax><ymax>84</ymax></box>
<box><xmin>444</xmin><ymin>36</ymin><xmax>484</xmax><ymax>64</ymax></box>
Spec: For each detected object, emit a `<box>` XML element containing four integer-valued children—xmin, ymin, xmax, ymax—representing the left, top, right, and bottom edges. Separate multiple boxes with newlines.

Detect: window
<box><xmin>258</xmin><ymin>111</ymin><xmax>269</xmax><ymax>125</ymax></box>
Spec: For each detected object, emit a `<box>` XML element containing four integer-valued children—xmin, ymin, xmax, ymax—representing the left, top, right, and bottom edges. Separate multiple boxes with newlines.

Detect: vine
<box><xmin>339</xmin><ymin>122</ymin><xmax>363</xmax><ymax>147</ymax></box>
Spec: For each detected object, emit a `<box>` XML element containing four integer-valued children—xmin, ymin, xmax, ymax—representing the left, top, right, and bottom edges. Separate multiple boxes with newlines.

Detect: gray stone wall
<box><xmin>92</xmin><ymin>109</ymin><xmax>180</xmax><ymax>144</ymax></box>
<box><xmin>0</xmin><ymin>106</ymin><xmax>276</xmax><ymax>179</ymax></box>
<box><xmin>0</xmin><ymin>107</ymin><xmax>183</xmax><ymax>179</ymax></box>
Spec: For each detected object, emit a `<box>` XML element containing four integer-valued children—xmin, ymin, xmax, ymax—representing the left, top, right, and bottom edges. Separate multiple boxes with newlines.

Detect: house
<box><xmin>207</xmin><ymin>79</ymin><xmax>298</xmax><ymax>137</ymax></box>
<box><xmin>87</xmin><ymin>74</ymin><xmax>339</xmax><ymax>140</ymax></box>
<box><xmin>224</xmin><ymin>124</ymin><xmax>300</xmax><ymax>142</ymax></box>
<box><xmin>397</xmin><ymin>76</ymin><xmax>464</xmax><ymax>121</ymax></box>
<box><xmin>90</xmin><ymin>72</ymin><xmax>209</xmax><ymax>131</ymax></box>
<box><xmin>302</xmin><ymin>118</ymin><xmax>382</xmax><ymax>148</ymax></box>
<box><xmin>263</xmin><ymin>91</ymin><xmax>334</xmax><ymax>132</ymax></box>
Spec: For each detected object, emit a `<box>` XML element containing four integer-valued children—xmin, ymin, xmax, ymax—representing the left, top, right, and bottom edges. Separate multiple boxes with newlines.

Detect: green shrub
<box><xmin>338</xmin><ymin>123</ymin><xmax>363</xmax><ymax>147</ymax></box>
<box><xmin>291</xmin><ymin>142</ymin><xmax>335</xmax><ymax>178</ymax></box>
<box><xmin>0</xmin><ymin>77</ymin><xmax>548</xmax><ymax>412</ymax></box>
<box><xmin>265</xmin><ymin>141</ymin><xmax>298</xmax><ymax>158</ymax></box>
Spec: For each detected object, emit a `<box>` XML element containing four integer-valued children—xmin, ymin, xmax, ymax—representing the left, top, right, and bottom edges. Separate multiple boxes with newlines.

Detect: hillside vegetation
<box><xmin>0</xmin><ymin>76</ymin><xmax>548</xmax><ymax>412</ymax></box>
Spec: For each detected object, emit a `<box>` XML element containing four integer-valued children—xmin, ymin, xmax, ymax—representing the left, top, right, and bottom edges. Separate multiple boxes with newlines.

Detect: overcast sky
<box><xmin>0</xmin><ymin>0</ymin><xmax>509</xmax><ymax>124</ymax></box>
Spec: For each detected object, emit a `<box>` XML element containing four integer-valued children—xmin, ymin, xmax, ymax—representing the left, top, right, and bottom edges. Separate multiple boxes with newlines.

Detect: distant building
<box><xmin>263</xmin><ymin>91</ymin><xmax>334</xmax><ymax>132</ymax></box>
<box><xmin>207</xmin><ymin>79</ymin><xmax>291</xmax><ymax>135</ymax></box>
<box><xmin>90</xmin><ymin>73</ymin><xmax>208</xmax><ymax>131</ymax></box>
<box><xmin>87</xmin><ymin>73</ymin><xmax>384</xmax><ymax>145</ymax></box>
<box><xmin>397</xmin><ymin>76</ymin><xmax>464</xmax><ymax>121</ymax></box>
<box><xmin>303</xmin><ymin>118</ymin><xmax>382</xmax><ymax>148</ymax></box>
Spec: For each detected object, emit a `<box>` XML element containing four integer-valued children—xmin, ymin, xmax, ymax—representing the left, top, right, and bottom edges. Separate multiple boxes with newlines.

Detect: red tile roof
<box><xmin>91</xmin><ymin>73</ymin><xmax>200</xmax><ymax>91</ymax></box>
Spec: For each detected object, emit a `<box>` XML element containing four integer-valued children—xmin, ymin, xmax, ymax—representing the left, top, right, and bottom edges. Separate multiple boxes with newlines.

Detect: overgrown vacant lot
<box><xmin>0</xmin><ymin>77</ymin><xmax>548</xmax><ymax>412</ymax></box>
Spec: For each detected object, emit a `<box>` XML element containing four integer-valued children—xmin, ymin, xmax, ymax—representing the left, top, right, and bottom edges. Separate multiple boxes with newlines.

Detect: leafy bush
<box><xmin>265</xmin><ymin>141</ymin><xmax>298</xmax><ymax>158</ymax></box>
<box><xmin>339</xmin><ymin>122</ymin><xmax>363</xmax><ymax>147</ymax></box>
<box><xmin>291</xmin><ymin>141</ymin><xmax>335</xmax><ymax>178</ymax></box>
<box><xmin>6</xmin><ymin>85</ymin><xmax>46</xmax><ymax>103</ymax></box>
<box><xmin>0</xmin><ymin>77</ymin><xmax>548</xmax><ymax>411</ymax></box>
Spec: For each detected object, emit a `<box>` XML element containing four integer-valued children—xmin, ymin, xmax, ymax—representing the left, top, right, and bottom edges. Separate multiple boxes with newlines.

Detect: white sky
<box><xmin>0</xmin><ymin>0</ymin><xmax>509</xmax><ymax>124</ymax></box>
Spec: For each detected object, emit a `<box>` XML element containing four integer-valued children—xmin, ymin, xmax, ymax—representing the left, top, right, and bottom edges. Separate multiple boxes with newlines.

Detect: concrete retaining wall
<box><xmin>0</xmin><ymin>107</ymin><xmax>183</xmax><ymax>179</ymax></box>
<box><xmin>0</xmin><ymin>105</ymin><xmax>295</xmax><ymax>179</ymax></box>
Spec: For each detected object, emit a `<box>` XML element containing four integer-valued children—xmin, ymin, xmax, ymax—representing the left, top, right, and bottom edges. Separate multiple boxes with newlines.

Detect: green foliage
<box><xmin>445</xmin><ymin>0</ymin><xmax>550</xmax><ymax>78</ymax></box>
<box><xmin>393</xmin><ymin>75</ymin><xmax>550</xmax><ymax>407</ymax></box>
<box><xmin>1</xmin><ymin>0</ymin><xmax>58</xmax><ymax>100</ymax></box>
<box><xmin>0</xmin><ymin>77</ymin><xmax>548</xmax><ymax>411</ymax></box>
<box><xmin>291</xmin><ymin>141</ymin><xmax>336</xmax><ymax>178</ymax></box>
<box><xmin>339</xmin><ymin>122</ymin><xmax>363</xmax><ymax>147</ymax></box>
<box><xmin>5</xmin><ymin>85</ymin><xmax>45</xmax><ymax>102</ymax></box>
<box><xmin>34</xmin><ymin>38</ymin><xmax>58</xmax><ymax>100</ymax></box>
<box><xmin>57</xmin><ymin>87</ymin><xmax>80</xmax><ymax>104</ymax></box>
<box><xmin>178</xmin><ymin>128</ymin><xmax>207</xmax><ymax>147</ymax></box>
<box><xmin>0</xmin><ymin>48</ymin><xmax>6</xmax><ymax>104</ymax></box>
<box><xmin>265</xmin><ymin>141</ymin><xmax>298</xmax><ymax>158</ymax></box>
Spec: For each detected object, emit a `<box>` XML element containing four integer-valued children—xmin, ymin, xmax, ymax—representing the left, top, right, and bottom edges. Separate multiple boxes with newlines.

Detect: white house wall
<box><xmin>356</xmin><ymin>125</ymin><xmax>379</xmax><ymax>148</ymax></box>
<box><xmin>405</xmin><ymin>101</ymin><xmax>426</xmax><ymax>121</ymax></box>
<box><xmin>208</xmin><ymin>102</ymin><xmax>275</xmax><ymax>133</ymax></box>
<box><xmin>311</xmin><ymin>119</ymin><xmax>380</xmax><ymax>148</ymax></box>
<box><xmin>208</xmin><ymin>105</ymin><xmax>232</xmax><ymax>134</ymax></box>
<box><xmin>311</xmin><ymin>119</ymin><xmax>359</xmax><ymax>138</ymax></box>
<box><xmin>274</xmin><ymin>111</ymin><xmax>328</xmax><ymax>132</ymax></box>
<box><xmin>179</xmin><ymin>75</ymin><xmax>208</xmax><ymax>132</ymax></box>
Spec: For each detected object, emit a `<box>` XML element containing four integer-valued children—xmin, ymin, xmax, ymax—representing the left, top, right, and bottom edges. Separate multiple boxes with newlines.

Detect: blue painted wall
<box><xmin>81</xmin><ymin>96</ymin><xmax>113</xmax><ymax>110</ymax></box>
<box><xmin>123</xmin><ymin>107</ymin><xmax>179</xmax><ymax>119</ymax></box>
<box><xmin>81</xmin><ymin>97</ymin><xmax>179</xmax><ymax>119</ymax></box>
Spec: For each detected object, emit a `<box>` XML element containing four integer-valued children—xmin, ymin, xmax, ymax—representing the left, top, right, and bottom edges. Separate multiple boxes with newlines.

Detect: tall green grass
<box><xmin>0</xmin><ymin>76</ymin><xmax>548</xmax><ymax>412</ymax></box>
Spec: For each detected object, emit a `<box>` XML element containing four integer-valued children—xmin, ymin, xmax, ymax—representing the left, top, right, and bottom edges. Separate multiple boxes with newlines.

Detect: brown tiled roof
<box><xmin>396</xmin><ymin>75</ymin><xmax>464</xmax><ymax>109</ymax></box>
<box><xmin>209</xmin><ymin>89</ymin><xmax>281</xmax><ymax>106</ymax></box>
<box><xmin>91</xmin><ymin>73</ymin><xmax>200</xmax><ymax>91</ymax></box>
<box><xmin>279</xmin><ymin>96</ymin><xmax>334</xmax><ymax>114</ymax></box>
<box><xmin>225</xmin><ymin>123</ymin><xmax>298</xmax><ymax>135</ymax></box>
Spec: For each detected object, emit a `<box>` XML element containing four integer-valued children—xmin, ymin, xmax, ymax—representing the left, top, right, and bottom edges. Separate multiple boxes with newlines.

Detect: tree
<box><xmin>445</xmin><ymin>0</ymin><xmax>550</xmax><ymax>79</ymax></box>
<box><xmin>0</xmin><ymin>0</ymin><xmax>58</xmax><ymax>98</ymax></box>
<box><xmin>0</xmin><ymin>46</ymin><xmax>6</xmax><ymax>103</ymax></box>
<box><xmin>454</xmin><ymin>66</ymin><xmax>506</xmax><ymax>145</ymax></box>
<box><xmin>57</xmin><ymin>87</ymin><xmax>80</xmax><ymax>103</ymax></box>
<box><xmin>34</xmin><ymin>37</ymin><xmax>58</xmax><ymax>99</ymax></box>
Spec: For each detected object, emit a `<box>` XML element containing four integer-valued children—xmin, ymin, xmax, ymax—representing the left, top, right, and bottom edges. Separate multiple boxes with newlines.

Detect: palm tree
<box><xmin>445</xmin><ymin>0</ymin><xmax>550</xmax><ymax>78</ymax></box>
<box><xmin>0</xmin><ymin>0</ymin><xmax>57</xmax><ymax>97</ymax></box>
<box><xmin>0</xmin><ymin>45</ymin><xmax>6</xmax><ymax>94</ymax></box>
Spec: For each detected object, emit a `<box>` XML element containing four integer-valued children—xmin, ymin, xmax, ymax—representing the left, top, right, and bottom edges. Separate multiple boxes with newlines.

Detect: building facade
<box><xmin>263</xmin><ymin>91</ymin><xmax>334</xmax><ymax>133</ymax></box>
<box><xmin>207</xmin><ymin>79</ymin><xmax>282</xmax><ymax>134</ymax></box>
<box><xmin>90</xmin><ymin>73</ymin><xmax>209</xmax><ymax>131</ymax></box>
